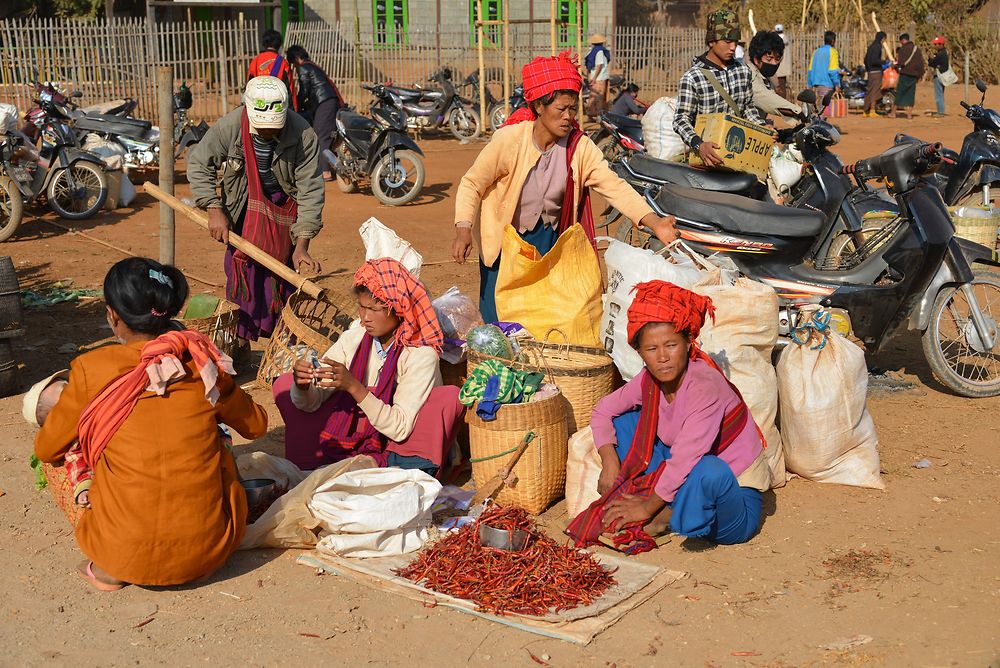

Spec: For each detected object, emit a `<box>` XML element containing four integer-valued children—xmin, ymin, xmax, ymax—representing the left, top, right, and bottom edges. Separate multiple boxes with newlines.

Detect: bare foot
<box><xmin>645</xmin><ymin>506</ymin><xmax>673</xmax><ymax>537</ymax></box>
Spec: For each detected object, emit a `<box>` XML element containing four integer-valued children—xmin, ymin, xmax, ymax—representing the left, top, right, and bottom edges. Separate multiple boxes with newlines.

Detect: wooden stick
<box><xmin>142</xmin><ymin>182</ymin><xmax>325</xmax><ymax>299</ymax></box>
<box><xmin>39</xmin><ymin>218</ymin><xmax>223</xmax><ymax>288</ymax></box>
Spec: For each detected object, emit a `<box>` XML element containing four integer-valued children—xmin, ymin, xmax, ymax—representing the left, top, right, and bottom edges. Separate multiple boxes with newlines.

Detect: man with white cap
<box><xmin>188</xmin><ymin>75</ymin><xmax>324</xmax><ymax>356</ymax></box>
<box><xmin>772</xmin><ymin>24</ymin><xmax>791</xmax><ymax>98</ymax></box>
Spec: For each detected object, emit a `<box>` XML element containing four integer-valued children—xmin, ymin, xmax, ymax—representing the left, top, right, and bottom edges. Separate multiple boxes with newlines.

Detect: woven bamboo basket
<box><xmin>467</xmin><ymin>391</ymin><xmax>569</xmax><ymax>514</ymax></box>
<box><xmin>440</xmin><ymin>358</ymin><xmax>467</xmax><ymax>388</ymax></box>
<box><xmin>256</xmin><ymin>289</ymin><xmax>356</xmax><ymax>388</ymax></box>
<box><xmin>467</xmin><ymin>331</ymin><xmax>615</xmax><ymax>433</ymax></box>
<box><xmin>0</xmin><ymin>256</ymin><xmax>24</xmax><ymax>340</ymax></box>
<box><xmin>949</xmin><ymin>205</ymin><xmax>1000</xmax><ymax>248</ymax></box>
<box><xmin>179</xmin><ymin>299</ymin><xmax>240</xmax><ymax>358</ymax></box>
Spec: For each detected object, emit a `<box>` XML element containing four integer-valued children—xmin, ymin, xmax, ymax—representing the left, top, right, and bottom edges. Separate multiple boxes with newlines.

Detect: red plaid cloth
<box><xmin>63</xmin><ymin>445</ymin><xmax>91</xmax><ymax>503</ymax></box>
<box><xmin>626</xmin><ymin>281</ymin><xmax>716</xmax><ymax>351</ymax></box>
<box><xmin>501</xmin><ymin>50</ymin><xmax>583</xmax><ymax>127</ymax></box>
<box><xmin>354</xmin><ymin>258</ymin><xmax>444</xmax><ymax>351</ymax></box>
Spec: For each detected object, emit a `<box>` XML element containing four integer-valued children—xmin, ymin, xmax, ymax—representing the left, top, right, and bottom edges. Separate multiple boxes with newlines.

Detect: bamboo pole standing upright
<box><xmin>477</xmin><ymin>0</ymin><xmax>487</xmax><ymax>128</ymax></box>
<box><xmin>576</xmin><ymin>0</ymin><xmax>583</xmax><ymax>121</ymax></box>
<box><xmin>157</xmin><ymin>66</ymin><xmax>175</xmax><ymax>265</ymax></box>
<box><xmin>503</xmin><ymin>0</ymin><xmax>510</xmax><ymax>117</ymax></box>
<box><xmin>218</xmin><ymin>43</ymin><xmax>229</xmax><ymax>116</ymax></box>
<box><xmin>550</xmin><ymin>0</ymin><xmax>557</xmax><ymax>56</ymax></box>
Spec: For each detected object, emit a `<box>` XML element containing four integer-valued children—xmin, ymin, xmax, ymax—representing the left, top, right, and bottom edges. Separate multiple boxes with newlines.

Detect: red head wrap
<box><xmin>353</xmin><ymin>258</ymin><xmax>444</xmax><ymax>351</ymax></box>
<box><xmin>626</xmin><ymin>280</ymin><xmax>716</xmax><ymax>356</ymax></box>
<box><xmin>501</xmin><ymin>50</ymin><xmax>583</xmax><ymax>127</ymax></box>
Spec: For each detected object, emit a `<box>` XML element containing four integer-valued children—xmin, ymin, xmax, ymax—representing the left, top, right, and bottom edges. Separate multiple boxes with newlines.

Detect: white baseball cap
<box><xmin>774</xmin><ymin>23</ymin><xmax>784</xmax><ymax>32</ymax></box>
<box><xmin>244</xmin><ymin>75</ymin><xmax>289</xmax><ymax>130</ymax></box>
<box><xmin>22</xmin><ymin>369</ymin><xmax>69</xmax><ymax>428</ymax></box>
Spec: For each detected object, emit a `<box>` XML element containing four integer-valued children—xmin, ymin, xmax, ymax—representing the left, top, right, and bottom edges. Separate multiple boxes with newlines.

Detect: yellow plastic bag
<box><xmin>494</xmin><ymin>224</ymin><xmax>602</xmax><ymax>346</ymax></box>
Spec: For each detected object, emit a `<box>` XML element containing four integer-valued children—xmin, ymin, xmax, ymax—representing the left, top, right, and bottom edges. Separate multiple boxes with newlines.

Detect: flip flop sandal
<box><xmin>77</xmin><ymin>561</ymin><xmax>125</xmax><ymax>592</ymax></box>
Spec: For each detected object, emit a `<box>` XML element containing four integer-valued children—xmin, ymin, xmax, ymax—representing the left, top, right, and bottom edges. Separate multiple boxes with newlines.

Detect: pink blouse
<box><xmin>590</xmin><ymin>358</ymin><xmax>763</xmax><ymax>502</ymax></box>
<box><xmin>513</xmin><ymin>136</ymin><xmax>568</xmax><ymax>233</ymax></box>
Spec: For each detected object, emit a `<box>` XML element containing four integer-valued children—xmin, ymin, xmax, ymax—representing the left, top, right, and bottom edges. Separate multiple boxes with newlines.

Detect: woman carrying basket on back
<box><xmin>451</xmin><ymin>51</ymin><xmax>678</xmax><ymax>346</ymax></box>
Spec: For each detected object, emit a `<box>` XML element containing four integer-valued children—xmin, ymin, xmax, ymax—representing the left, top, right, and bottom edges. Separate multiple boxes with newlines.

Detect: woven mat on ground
<box><xmin>295</xmin><ymin>550</ymin><xmax>685</xmax><ymax>645</ymax></box>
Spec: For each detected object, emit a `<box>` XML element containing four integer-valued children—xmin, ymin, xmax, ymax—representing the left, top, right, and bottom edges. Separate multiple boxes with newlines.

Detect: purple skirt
<box><xmin>224</xmin><ymin>246</ymin><xmax>293</xmax><ymax>341</ymax></box>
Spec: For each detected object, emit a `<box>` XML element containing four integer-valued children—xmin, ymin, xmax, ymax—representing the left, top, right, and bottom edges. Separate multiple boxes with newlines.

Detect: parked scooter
<box><xmin>896</xmin><ymin>79</ymin><xmax>1000</xmax><ymax>207</ymax></box>
<box><xmin>461</xmin><ymin>72</ymin><xmax>527</xmax><ymax>132</ymax></box>
<box><xmin>373</xmin><ymin>69</ymin><xmax>482</xmax><ymax>141</ymax></box>
<box><xmin>324</xmin><ymin>84</ymin><xmax>426</xmax><ymax>206</ymax></box>
<box><xmin>839</xmin><ymin>65</ymin><xmax>868</xmax><ymax>111</ymax></box>
<box><xmin>644</xmin><ymin>141</ymin><xmax>1000</xmax><ymax>397</ymax></box>
<box><xmin>0</xmin><ymin>91</ymin><xmax>108</xmax><ymax>241</ymax></box>
<box><xmin>591</xmin><ymin>112</ymin><xmax>645</xmax><ymax>162</ymax></box>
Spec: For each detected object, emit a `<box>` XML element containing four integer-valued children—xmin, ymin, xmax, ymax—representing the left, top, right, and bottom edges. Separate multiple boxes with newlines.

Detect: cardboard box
<box><xmin>688</xmin><ymin>112</ymin><xmax>775</xmax><ymax>179</ymax></box>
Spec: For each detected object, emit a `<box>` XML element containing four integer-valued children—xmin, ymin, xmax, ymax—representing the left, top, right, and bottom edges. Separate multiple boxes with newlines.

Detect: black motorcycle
<box><xmin>640</xmin><ymin>141</ymin><xmax>1000</xmax><ymax>397</ymax></box>
<box><xmin>325</xmin><ymin>84</ymin><xmax>425</xmax><ymax>206</ymax></box>
<box><xmin>896</xmin><ymin>79</ymin><xmax>1000</xmax><ymax>207</ymax></box>
<box><xmin>374</xmin><ymin>69</ymin><xmax>482</xmax><ymax>141</ymax></box>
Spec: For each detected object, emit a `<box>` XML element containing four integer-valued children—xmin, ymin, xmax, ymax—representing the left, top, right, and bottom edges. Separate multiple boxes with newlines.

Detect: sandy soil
<box><xmin>2</xmin><ymin>82</ymin><xmax>999</xmax><ymax>667</ymax></box>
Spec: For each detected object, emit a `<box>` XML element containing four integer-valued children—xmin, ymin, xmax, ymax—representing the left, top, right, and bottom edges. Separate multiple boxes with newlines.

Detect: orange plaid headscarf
<box><xmin>626</xmin><ymin>281</ymin><xmax>716</xmax><ymax>356</ymax></box>
<box><xmin>354</xmin><ymin>258</ymin><xmax>444</xmax><ymax>351</ymax></box>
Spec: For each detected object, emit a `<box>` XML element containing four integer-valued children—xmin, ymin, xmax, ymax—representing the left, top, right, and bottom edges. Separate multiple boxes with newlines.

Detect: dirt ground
<box><xmin>2</xmin><ymin>82</ymin><xmax>999</xmax><ymax>667</ymax></box>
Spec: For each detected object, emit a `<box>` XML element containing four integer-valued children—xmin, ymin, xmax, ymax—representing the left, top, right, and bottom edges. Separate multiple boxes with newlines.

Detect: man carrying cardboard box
<box><xmin>673</xmin><ymin>9</ymin><xmax>767</xmax><ymax>168</ymax></box>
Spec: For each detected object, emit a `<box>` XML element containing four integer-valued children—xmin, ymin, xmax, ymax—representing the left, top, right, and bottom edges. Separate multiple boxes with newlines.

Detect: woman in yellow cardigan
<box><xmin>452</xmin><ymin>52</ymin><xmax>678</xmax><ymax>343</ymax></box>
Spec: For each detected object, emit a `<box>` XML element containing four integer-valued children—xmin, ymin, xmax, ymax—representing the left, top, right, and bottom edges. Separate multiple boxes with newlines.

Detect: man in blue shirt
<box><xmin>807</xmin><ymin>31</ymin><xmax>841</xmax><ymax>101</ymax></box>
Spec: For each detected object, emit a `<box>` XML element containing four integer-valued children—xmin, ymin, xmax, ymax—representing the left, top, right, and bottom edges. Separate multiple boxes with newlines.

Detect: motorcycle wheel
<box><xmin>921</xmin><ymin>269</ymin><xmax>1000</xmax><ymax>398</ymax></box>
<box><xmin>824</xmin><ymin>224</ymin><xmax>889</xmax><ymax>268</ymax></box>
<box><xmin>336</xmin><ymin>174</ymin><xmax>357</xmax><ymax>193</ymax></box>
<box><xmin>0</xmin><ymin>176</ymin><xmax>24</xmax><ymax>243</ymax></box>
<box><xmin>46</xmin><ymin>161</ymin><xmax>107</xmax><ymax>220</ymax></box>
<box><xmin>370</xmin><ymin>150</ymin><xmax>425</xmax><ymax>206</ymax></box>
<box><xmin>876</xmin><ymin>93</ymin><xmax>894</xmax><ymax>116</ymax></box>
<box><xmin>448</xmin><ymin>106</ymin><xmax>481</xmax><ymax>141</ymax></box>
<box><xmin>488</xmin><ymin>103</ymin><xmax>507</xmax><ymax>133</ymax></box>
<box><xmin>595</xmin><ymin>134</ymin><xmax>624</xmax><ymax>164</ymax></box>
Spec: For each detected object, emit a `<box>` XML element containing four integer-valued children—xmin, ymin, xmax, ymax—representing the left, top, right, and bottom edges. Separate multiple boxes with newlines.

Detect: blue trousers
<box><xmin>612</xmin><ymin>409</ymin><xmax>762</xmax><ymax>545</ymax></box>
<box><xmin>478</xmin><ymin>223</ymin><xmax>559</xmax><ymax>323</ymax></box>
<box><xmin>934</xmin><ymin>77</ymin><xmax>946</xmax><ymax>115</ymax></box>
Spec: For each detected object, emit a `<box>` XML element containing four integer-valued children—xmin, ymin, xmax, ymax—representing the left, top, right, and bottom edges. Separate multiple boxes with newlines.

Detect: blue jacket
<box><xmin>807</xmin><ymin>45</ymin><xmax>840</xmax><ymax>89</ymax></box>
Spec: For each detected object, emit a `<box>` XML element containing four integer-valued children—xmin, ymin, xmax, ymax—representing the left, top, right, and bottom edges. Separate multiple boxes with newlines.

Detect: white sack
<box><xmin>359</xmin><ymin>217</ymin><xmax>423</xmax><ymax>278</ymax></box>
<box><xmin>776</xmin><ymin>320</ymin><xmax>884</xmax><ymax>489</ymax></box>
<box><xmin>694</xmin><ymin>274</ymin><xmax>786</xmax><ymax>487</ymax></box>
<box><xmin>601</xmin><ymin>239</ymin><xmax>709</xmax><ymax>381</ymax></box>
<box><xmin>0</xmin><ymin>103</ymin><xmax>18</xmax><ymax>134</ymax></box>
<box><xmin>641</xmin><ymin>97</ymin><xmax>686</xmax><ymax>160</ymax></box>
<box><xmin>310</xmin><ymin>467</ymin><xmax>442</xmax><ymax>558</ymax></box>
<box><xmin>565</xmin><ymin>426</ymin><xmax>603</xmax><ymax>520</ymax></box>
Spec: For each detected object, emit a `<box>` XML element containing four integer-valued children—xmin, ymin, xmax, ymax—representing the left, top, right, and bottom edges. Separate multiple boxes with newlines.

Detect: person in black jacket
<box><xmin>928</xmin><ymin>36</ymin><xmax>950</xmax><ymax>117</ymax></box>
<box><xmin>863</xmin><ymin>31</ymin><xmax>886</xmax><ymax>118</ymax></box>
<box><xmin>286</xmin><ymin>45</ymin><xmax>344</xmax><ymax>180</ymax></box>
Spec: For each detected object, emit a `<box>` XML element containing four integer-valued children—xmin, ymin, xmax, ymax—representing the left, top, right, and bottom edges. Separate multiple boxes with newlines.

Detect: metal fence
<box><xmin>0</xmin><ymin>18</ymin><xmax>926</xmax><ymax>126</ymax></box>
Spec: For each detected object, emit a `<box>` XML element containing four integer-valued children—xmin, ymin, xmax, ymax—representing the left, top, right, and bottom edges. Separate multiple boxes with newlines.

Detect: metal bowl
<box><xmin>241</xmin><ymin>478</ymin><xmax>276</xmax><ymax>508</ymax></box>
<box><xmin>479</xmin><ymin>523</ymin><xmax>529</xmax><ymax>552</ymax></box>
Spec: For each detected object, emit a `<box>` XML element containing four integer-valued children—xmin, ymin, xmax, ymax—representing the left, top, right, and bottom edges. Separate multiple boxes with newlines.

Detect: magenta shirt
<box><xmin>590</xmin><ymin>358</ymin><xmax>763</xmax><ymax>502</ymax></box>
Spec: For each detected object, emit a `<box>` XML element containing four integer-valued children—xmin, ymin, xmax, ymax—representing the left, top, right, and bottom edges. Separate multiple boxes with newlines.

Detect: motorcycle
<box><xmin>461</xmin><ymin>72</ymin><xmax>526</xmax><ymax>133</ymax></box>
<box><xmin>643</xmin><ymin>141</ymin><xmax>1000</xmax><ymax>397</ymax></box>
<box><xmin>0</xmin><ymin>91</ymin><xmax>108</xmax><ymax>241</ymax></box>
<box><xmin>896</xmin><ymin>79</ymin><xmax>1000</xmax><ymax>208</ymax></box>
<box><xmin>839</xmin><ymin>66</ymin><xmax>868</xmax><ymax>111</ymax></box>
<box><xmin>590</xmin><ymin>112</ymin><xmax>645</xmax><ymax>162</ymax></box>
<box><xmin>373</xmin><ymin>69</ymin><xmax>482</xmax><ymax>141</ymax></box>
<box><xmin>324</xmin><ymin>84</ymin><xmax>425</xmax><ymax>206</ymax></box>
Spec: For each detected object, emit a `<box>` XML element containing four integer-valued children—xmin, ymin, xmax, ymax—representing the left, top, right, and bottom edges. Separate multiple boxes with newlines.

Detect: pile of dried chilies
<box><xmin>395</xmin><ymin>504</ymin><xmax>616</xmax><ymax>616</ymax></box>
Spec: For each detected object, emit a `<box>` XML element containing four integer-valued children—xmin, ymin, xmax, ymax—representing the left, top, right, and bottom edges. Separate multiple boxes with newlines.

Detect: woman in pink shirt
<box><xmin>566</xmin><ymin>281</ymin><xmax>770</xmax><ymax>552</ymax></box>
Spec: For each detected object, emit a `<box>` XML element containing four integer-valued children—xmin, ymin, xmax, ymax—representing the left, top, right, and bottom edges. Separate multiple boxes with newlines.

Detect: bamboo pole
<box><xmin>157</xmin><ymin>66</ymin><xmax>175</xmax><ymax>265</ymax></box>
<box><xmin>143</xmin><ymin>183</ymin><xmax>326</xmax><ymax>299</ymax></box>
<box><xmin>503</xmin><ymin>0</ymin><xmax>510</xmax><ymax>118</ymax></box>
<box><xmin>477</xmin><ymin>0</ymin><xmax>487</xmax><ymax>126</ymax></box>
<box><xmin>550</xmin><ymin>0</ymin><xmax>557</xmax><ymax>56</ymax></box>
<box><xmin>870</xmin><ymin>12</ymin><xmax>893</xmax><ymax>60</ymax></box>
<box><xmin>218</xmin><ymin>42</ymin><xmax>228</xmax><ymax>116</ymax></box>
<box><xmin>576</xmin><ymin>0</ymin><xmax>583</xmax><ymax>121</ymax></box>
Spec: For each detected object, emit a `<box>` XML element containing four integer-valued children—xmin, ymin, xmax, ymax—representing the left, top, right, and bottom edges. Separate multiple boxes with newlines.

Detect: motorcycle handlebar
<box><xmin>842</xmin><ymin>141</ymin><xmax>943</xmax><ymax>180</ymax></box>
<box><xmin>961</xmin><ymin>100</ymin><xmax>971</xmax><ymax>110</ymax></box>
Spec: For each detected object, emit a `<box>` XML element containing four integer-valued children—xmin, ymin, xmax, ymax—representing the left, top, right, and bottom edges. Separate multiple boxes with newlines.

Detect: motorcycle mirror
<box><xmin>796</xmin><ymin>89</ymin><xmax>817</xmax><ymax>104</ymax></box>
<box><xmin>976</xmin><ymin>79</ymin><xmax>988</xmax><ymax>94</ymax></box>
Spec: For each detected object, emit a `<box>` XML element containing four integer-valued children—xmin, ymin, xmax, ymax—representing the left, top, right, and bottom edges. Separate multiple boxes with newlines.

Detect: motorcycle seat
<box><xmin>604</xmin><ymin>112</ymin><xmax>642</xmax><ymax>130</ymax></box>
<box><xmin>74</xmin><ymin>114</ymin><xmax>153</xmax><ymax>138</ymax></box>
<box><xmin>628</xmin><ymin>153</ymin><xmax>758</xmax><ymax>193</ymax></box>
<box><xmin>386</xmin><ymin>86</ymin><xmax>428</xmax><ymax>101</ymax></box>
<box><xmin>657</xmin><ymin>184</ymin><xmax>825</xmax><ymax>238</ymax></box>
<box><xmin>337</xmin><ymin>110</ymin><xmax>378</xmax><ymax>133</ymax></box>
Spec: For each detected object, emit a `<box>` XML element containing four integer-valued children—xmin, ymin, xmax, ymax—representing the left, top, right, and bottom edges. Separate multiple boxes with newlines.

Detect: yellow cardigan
<box><xmin>454</xmin><ymin>121</ymin><xmax>655</xmax><ymax>266</ymax></box>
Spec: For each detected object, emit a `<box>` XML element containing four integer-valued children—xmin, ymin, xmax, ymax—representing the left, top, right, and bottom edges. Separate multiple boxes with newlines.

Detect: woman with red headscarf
<box><xmin>452</xmin><ymin>51</ymin><xmax>678</xmax><ymax>333</ymax></box>
<box><xmin>273</xmin><ymin>258</ymin><xmax>464</xmax><ymax>477</ymax></box>
<box><xmin>566</xmin><ymin>281</ymin><xmax>771</xmax><ymax>552</ymax></box>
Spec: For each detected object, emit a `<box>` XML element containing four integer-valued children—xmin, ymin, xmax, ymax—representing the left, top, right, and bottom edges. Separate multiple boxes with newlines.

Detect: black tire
<box><xmin>336</xmin><ymin>174</ymin><xmax>357</xmax><ymax>193</ymax></box>
<box><xmin>370</xmin><ymin>149</ymin><xmax>425</xmax><ymax>206</ymax></box>
<box><xmin>448</xmin><ymin>106</ymin><xmax>481</xmax><ymax>141</ymax></box>
<box><xmin>921</xmin><ymin>269</ymin><xmax>1000</xmax><ymax>398</ymax></box>
<box><xmin>488</xmin><ymin>103</ymin><xmax>507</xmax><ymax>132</ymax></box>
<box><xmin>876</xmin><ymin>93</ymin><xmax>894</xmax><ymax>116</ymax></box>
<box><xmin>0</xmin><ymin>176</ymin><xmax>24</xmax><ymax>243</ymax></box>
<box><xmin>46</xmin><ymin>161</ymin><xmax>107</xmax><ymax>220</ymax></box>
<box><xmin>824</xmin><ymin>224</ymin><xmax>888</xmax><ymax>268</ymax></box>
<box><xmin>595</xmin><ymin>134</ymin><xmax>624</xmax><ymax>164</ymax></box>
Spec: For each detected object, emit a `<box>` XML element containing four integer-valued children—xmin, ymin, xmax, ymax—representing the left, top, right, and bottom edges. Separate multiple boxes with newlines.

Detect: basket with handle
<box><xmin>256</xmin><ymin>288</ymin><xmax>356</xmax><ymax>388</ymax></box>
<box><xmin>466</xmin><ymin>329</ymin><xmax>615</xmax><ymax>434</ymax></box>
<box><xmin>178</xmin><ymin>298</ymin><xmax>240</xmax><ymax>358</ymax></box>
<box><xmin>467</xmin><ymin>390</ymin><xmax>569</xmax><ymax>514</ymax></box>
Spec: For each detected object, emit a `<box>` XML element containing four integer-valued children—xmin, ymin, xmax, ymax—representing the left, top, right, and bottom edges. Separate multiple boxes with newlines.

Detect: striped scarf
<box><xmin>565</xmin><ymin>349</ymin><xmax>752</xmax><ymax>553</ymax></box>
<box><xmin>317</xmin><ymin>332</ymin><xmax>404</xmax><ymax>466</ymax></box>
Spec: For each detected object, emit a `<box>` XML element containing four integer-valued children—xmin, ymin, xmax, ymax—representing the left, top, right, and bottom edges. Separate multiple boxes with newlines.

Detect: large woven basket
<box><xmin>467</xmin><ymin>391</ymin><xmax>569</xmax><ymax>515</ymax></box>
<box><xmin>950</xmin><ymin>205</ymin><xmax>1000</xmax><ymax>248</ymax></box>
<box><xmin>0</xmin><ymin>256</ymin><xmax>24</xmax><ymax>339</ymax></box>
<box><xmin>179</xmin><ymin>298</ymin><xmax>240</xmax><ymax>358</ymax></box>
<box><xmin>467</xmin><ymin>331</ymin><xmax>614</xmax><ymax>433</ymax></box>
<box><xmin>256</xmin><ymin>289</ymin><xmax>355</xmax><ymax>388</ymax></box>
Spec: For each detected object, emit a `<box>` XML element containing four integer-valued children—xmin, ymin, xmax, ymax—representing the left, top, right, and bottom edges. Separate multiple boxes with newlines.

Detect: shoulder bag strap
<box><xmin>700</xmin><ymin>67</ymin><xmax>741</xmax><ymax>115</ymax></box>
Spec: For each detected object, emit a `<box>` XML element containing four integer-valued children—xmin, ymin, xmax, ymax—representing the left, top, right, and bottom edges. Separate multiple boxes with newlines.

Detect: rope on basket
<box><xmin>469</xmin><ymin>431</ymin><xmax>537</xmax><ymax>463</ymax></box>
<box><xmin>790</xmin><ymin>309</ymin><xmax>832</xmax><ymax>350</ymax></box>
